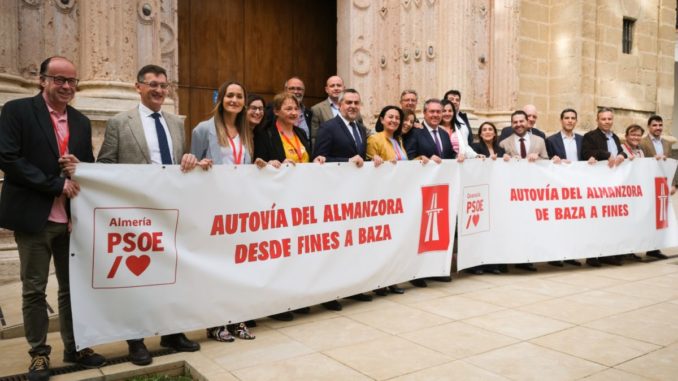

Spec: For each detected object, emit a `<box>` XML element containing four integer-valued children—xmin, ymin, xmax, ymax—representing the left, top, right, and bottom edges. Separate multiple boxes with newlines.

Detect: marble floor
<box><xmin>1</xmin><ymin>251</ymin><xmax>678</xmax><ymax>380</ymax></box>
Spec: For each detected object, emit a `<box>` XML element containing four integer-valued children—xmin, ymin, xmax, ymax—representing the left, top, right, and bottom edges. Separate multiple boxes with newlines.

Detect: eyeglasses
<box><xmin>249</xmin><ymin>106</ymin><xmax>264</xmax><ymax>113</ymax></box>
<box><xmin>286</xmin><ymin>86</ymin><xmax>304</xmax><ymax>91</ymax></box>
<box><xmin>43</xmin><ymin>75</ymin><xmax>79</xmax><ymax>87</ymax></box>
<box><xmin>139</xmin><ymin>81</ymin><xmax>171</xmax><ymax>90</ymax></box>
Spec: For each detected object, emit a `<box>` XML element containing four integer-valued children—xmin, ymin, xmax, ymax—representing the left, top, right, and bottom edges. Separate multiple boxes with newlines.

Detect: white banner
<box><xmin>70</xmin><ymin>162</ymin><xmax>459</xmax><ymax>349</ymax></box>
<box><xmin>458</xmin><ymin>158</ymin><xmax>678</xmax><ymax>270</ymax></box>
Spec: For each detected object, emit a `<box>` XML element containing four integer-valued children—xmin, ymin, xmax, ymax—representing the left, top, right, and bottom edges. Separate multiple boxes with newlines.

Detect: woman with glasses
<box><xmin>246</xmin><ymin>94</ymin><xmax>266</xmax><ymax>131</ymax></box>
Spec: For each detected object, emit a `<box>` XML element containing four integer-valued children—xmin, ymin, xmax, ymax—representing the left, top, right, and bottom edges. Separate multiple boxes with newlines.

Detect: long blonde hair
<box><xmin>211</xmin><ymin>81</ymin><xmax>252</xmax><ymax>156</ymax></box>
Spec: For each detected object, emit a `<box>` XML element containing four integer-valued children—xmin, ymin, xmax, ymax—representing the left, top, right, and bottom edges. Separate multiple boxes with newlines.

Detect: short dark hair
<box><xmin>625</xmin><ymin>124</ymin><xmax>644</xmax><ymax>136</ymax></box>
<box><xmin>647</xmin><ymin>114</ymin><xmax>663</xmax><ymax>126</ymax></box>
<box><xmin>597</xmin><ymin>107</ymin><xmax>614</xmax><ymax>116</ymax></box>
<box><xmin>423</xmin><ymin>98</ymin><xmax>441</xmax><ymax>112</ymax></box>
<box><xmin>511</xmin><ymin>110</ymin><xmax>528</xmax><ymax>121</ymax></box>
<box><xmin>247</xmin><ymin>93</ymin><xmax>265</xmax><ymax>108</ymax></box>
<box><xmin>560</xmin><ymin>108</ymin><xmax>578</xmax><ymax>119</ymax></box>
<box><xmin>338</xmin><ymin>88</ymin><xmax>360</xmax><ymax>103</ymax></box>
<box><xmin>137</xmin><ymin>64</ymin><xmax>167</xmax><ymax>83</ymax></box>
<box><xmin>443</xmin><ymin>89</ymin><xmax>461</xmax><ymax>101</ymax></box>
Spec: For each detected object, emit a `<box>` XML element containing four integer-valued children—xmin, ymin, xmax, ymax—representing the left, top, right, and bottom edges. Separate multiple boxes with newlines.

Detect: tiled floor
<box><xmin>1</xmin><ymin>198</ymin><xmax>678</xmax><ymax>380</ymax></box>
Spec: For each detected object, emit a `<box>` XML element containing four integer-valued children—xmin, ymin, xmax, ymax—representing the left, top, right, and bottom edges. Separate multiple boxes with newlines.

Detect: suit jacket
<box><xmin>499</xmin><ymin>133</ymin><xmax>549</xmax><ymax>159</ymax></box>
<box><xmin>366</xmin><ymin>132</ymin><xmax>407</xmax><ymax>161</ymax></box>
<box><xmin>0</xmin><ymin>93</ymin><xmax>94</xmax><ymax>232</ymax></box>
<box><xmin>545</xmin><ymin>132</ymin><xmax>583</xmax><ymax>160</ymax></box>
<box><xmin>471</xmin><ymin>142</ymin><xmax>505</xmax><ymax>157</ymax></box>
<box><xmin>190</xmin><ymin>117</ymin><xmax>253</xmax><ymax>164</ymax></box>
<box><xmin>404</xmin><ymin>124</ymin><xmax>456</xmax><ymax>160</ymax></box>
<box><xmin>97</xmin><ymin>107</ymin><xmax>185</xmax><ymax>164</ymax></box>
<box><xmin>639</xmin><ymin>135</ymin><xmax>672</xmax><ymax>157</ymax></box>
<box><xmin>455</xmin><ymin>111</ymin><xmax>474</xmax><ymax>146</ymax></box>
<box><xmin>253</xmin><ymin>119</ymin><xmax>312</xmax><ymax>162</ymax></box>
<box><xmin>313</xmin><ymin>115</ymin><xmax>367</xmax><ymax>162</ymax></box>
<box><xmin>581</xmin><ymin>128</ymin><xmax>626</xmax><ymax>160</ymax></box>
<box><xmin>310</xmin><ymin>99</ymin><xmax>334</xmax><ymax>146</ymax></box>
<box><xmin>499</xmin><ymin>126</ymin><xmax>546</xmax><ymax>142</ymax></box>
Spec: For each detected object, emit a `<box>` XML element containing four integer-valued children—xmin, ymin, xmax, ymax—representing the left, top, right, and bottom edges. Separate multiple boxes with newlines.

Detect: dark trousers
<box><xmin>15</xmin><ymin>222</ymin><xmax>75</xmax><ymax>356</ymax></box>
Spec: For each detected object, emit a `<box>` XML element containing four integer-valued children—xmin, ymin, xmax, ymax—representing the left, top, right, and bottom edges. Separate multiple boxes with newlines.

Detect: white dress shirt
<box><xmin>139</xmin><ymin>103</ymin><xmax>175</xmax><ymax>164</ymax></box>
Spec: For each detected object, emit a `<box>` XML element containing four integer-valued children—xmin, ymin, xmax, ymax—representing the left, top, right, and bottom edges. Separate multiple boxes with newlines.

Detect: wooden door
<box><xmin>177</xmin><ymin>0</ymin><xmax>337</xmax><ymax>135</ymax></box>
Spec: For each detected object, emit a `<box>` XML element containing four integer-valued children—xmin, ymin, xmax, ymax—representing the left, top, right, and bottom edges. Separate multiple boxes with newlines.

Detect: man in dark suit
<box><xmin>0</xmin><ymin>56</ymin><xmax>105</xmax><ymax>381</ymax></box>
<box><xmin>582</xmin><ymin>107</ymin><xmax>627</xmax><ymax>266</ymax></box>
<box><xmin>545</xmin><ymin>108</ymin><xmax>584</xmax><ymax>267</ymax></box>
<box><xmin>403</xmin><ymin>99</ymin><xmax>455</xmax><ymax>286</ymax></box>
<box><xmin>499</xmin><ymin>104</ymin><xmax>546</xmax><ymax>142</ymax></box>
<box><xmin>313</xmin><ymin>89</ymin><xmax>383</xmax><ymax>306</ymax></box>
<box><xmin>444</xmin><ymin>89</ymin><xmax>474</xmax><ymax>147</ymax></box>
<box><xmin>98</xmin><ymin>64</ymin><xmax>203</xmax><ymax>366</ymax></box>
<box><xmin>404</xmin><ymin>99</ymin><xmax>455</xmax><ymax>162</ymax></box>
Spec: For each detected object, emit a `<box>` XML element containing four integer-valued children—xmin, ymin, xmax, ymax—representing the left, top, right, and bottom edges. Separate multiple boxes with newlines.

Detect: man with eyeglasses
<box><xmin>0</xmin><ymin>56</ymin><xmax>106</xmax><ymax>381</ymax></box>
<box><xmin>264</xmin><ymin>77</ymin><xmax>313</xmax><ymax>141</ymax></box>
<box><xmin>98</xmin><ymin>64</ymin><xmax>206</xmax><ymax>366</ymax></box>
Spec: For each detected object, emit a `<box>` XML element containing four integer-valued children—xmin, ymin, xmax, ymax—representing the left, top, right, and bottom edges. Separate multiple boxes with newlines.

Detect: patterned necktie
<box><xmin>151</xmin><ymin>112</ymin><xmax>172</xmax><ymax>164</ymax></box>
<box><xmin>432</xmin><ymin>129</ymin><xmax>442</xmax><ymax>156</ymax></box>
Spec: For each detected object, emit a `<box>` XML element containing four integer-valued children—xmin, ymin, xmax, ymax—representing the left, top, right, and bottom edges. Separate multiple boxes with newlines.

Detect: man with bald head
<box><xmin>264</xmin><ymin>77</ymin><xmax>313</xmax><ymax>141</ymax></box>
<box><xmin>499</xmin><ymin>104</ymin><xmax>546</xmax><ymax>142</ymax></box>
<box><xmin>311</xmin><ymin>75</ymin><xmax>345</xmax><ymax>146</ymax></box>
<box><xmin>0</xmin><ymin>56</ymin><xmax>105</xmax><ymax>380</ymax></box>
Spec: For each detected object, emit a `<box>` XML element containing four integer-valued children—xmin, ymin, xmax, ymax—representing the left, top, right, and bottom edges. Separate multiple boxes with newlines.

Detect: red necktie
<box><xmin>519</xmin><ymin>137</ymin><xmax>526</xmax><ymax>158</ymax></box>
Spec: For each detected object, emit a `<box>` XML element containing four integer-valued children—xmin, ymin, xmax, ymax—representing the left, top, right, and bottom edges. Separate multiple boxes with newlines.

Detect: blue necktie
<box><xmin>151</xmin><ymin>112</ymin><xmax>172</xmax><ymax>164</ymax></box>
<box><xmin>350</xmin><ymin>121</ymin><xmax>361</xmax><ymax>148</ymax></box>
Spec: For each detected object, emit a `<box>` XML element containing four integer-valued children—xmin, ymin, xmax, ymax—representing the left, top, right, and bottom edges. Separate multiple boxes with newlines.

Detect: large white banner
<box><xmin>458</xmin><ymin>158</ymin><xmax>678</xmax><ymax>270</ymax></box>
<box><xmin>70</xmin><ymin>162</ymin><xmax>459</xmax><ymax>349</ymax></box>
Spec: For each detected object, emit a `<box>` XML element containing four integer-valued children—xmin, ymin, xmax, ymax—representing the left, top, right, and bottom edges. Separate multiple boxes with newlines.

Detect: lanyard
<box><xmin>623</xmin><ymin>143</ymin><xmax>635</xmax><ymax>159</ymax></box>
<box><xmin>49</xmin><ymin>112</ymin><xmax>69</xmax><ymax>156</ymax></box>
<box><xmin>389</xmin><ymin>137</ymin><xmax>405</xmax><ymax>160</ymax></box>
<box><xmin>227</xmin><ymin>133</ymin><xmax>243</xmax><ymax>164</ymax></box>
<box><xmin>276</xmin><ymin>121</ymin><xmax>304</xmax><ymax>162</ymax></box>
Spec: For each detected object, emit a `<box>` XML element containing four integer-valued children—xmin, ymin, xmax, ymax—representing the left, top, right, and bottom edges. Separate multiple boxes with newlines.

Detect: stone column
<box><xmin>489</xmin><ymin>0</ymin><xmax>520</xmax><ymax>114</ymax></box>
<box><xmin>0</xmin><ymin>0</ymin><xmax>27</xmax><ymax>95</ymax></box>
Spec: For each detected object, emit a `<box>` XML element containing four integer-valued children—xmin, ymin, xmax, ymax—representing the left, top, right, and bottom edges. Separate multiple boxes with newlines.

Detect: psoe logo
<box><xmin>418</xmin><ymin>185</ymin><xmax>450</xmax><ymax>254</ymax></box>
<box><xmin>92</xmin><ymin>207</ymin><xmax>179</xmax><ymax>289</ymax></box>
<box><xmin>460</xmin><ymin>184</ymin><xmax>490</xmax><ymax>235</ymax></box>
<box><xmin>655</xmin><ymin>177</ymin><xmax>670</xmax><ymax>230</ymax></box>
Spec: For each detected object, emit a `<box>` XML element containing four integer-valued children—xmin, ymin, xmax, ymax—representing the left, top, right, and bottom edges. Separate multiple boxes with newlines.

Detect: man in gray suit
<box><xmin>98</xmin><ymin>64</ymin><xmax>203</xmax><ymax>366</ymax></box>
<box><xmin>310</xmin><ymin>75</ymin><xmax>344</xmax><ymax>146</ymax></box>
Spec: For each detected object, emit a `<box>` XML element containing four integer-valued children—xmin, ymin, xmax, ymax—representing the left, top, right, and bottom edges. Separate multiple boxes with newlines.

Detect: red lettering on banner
<box><xmin>535</xmin><ymin>208</ymin><xmax>549</xmax><ymax>221</ymax></box>
<box><xmin>561</xmin><ymin>187</ymin><xmax>582</xmax><ymax>200</ymax></box>
<box><xmin>109</xmin><ymin>217</ymin><xmax>152</xmax><ymax>227</ymax></box>
<box><xmin>358</xmin><ymin>224</ymin><xmax>392</xmax><ymax>244</ymax></box>
<box><xmin>297</xmin><ymin>232</ymin><xmax>340</xmax><ymax>254</ymax></box>
<box><xmin>323</xmin><ymin>198</ymin><xmax>404</xmax><ymax>222</ymax></box>
<box><xmin>234</xmin><ymin>239</ymin><xmax>291</xmax><ymax>264</ymax></box>
<box><xmin>586</xmin><ymin>185</ymin><xmax>643</xmax><ymax>199</ymax></box>
<box><xmin>291</xmin><ymin>206</ymin><xmax>318</xmax><ymax>226</ymax></box>
<box><xmin>510</xmin><ymin>186</ymin><xmax>559</xmax><ymax>201</ymax></box>
<box><xmin>554</xmin><ymin>206</ymin><xmax>586</xmax><ymax>220</ymax></box>
<box><xmin>601</xmin><ymin>204</ymin><xmax>629</xmax><ymax>217</ymax></box>
<box><xmin>211</xmin><ymin>208</ymin><xmax>289</xmax><ymax>235</ymax></box>
<box><xmin>466</xmin><ymin>200</ymin><xmax>484</xmax><ymax>213</ymax></box>
<box><xmin>107</xmin><ymin>232</ymin><xmax>164</xmax><ymax>253</ymax></box>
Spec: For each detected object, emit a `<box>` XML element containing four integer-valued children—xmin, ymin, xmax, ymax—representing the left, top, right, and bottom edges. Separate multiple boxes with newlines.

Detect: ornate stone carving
<box><xmin>379</xmin><ymin>55</ymin><xmax>387</xmax><ymax>69</ymax></box>
<box><xmin>352</xmin><ymin>47</ymin><xmax>370</xmax><ymax>75</ymax></box>
<box><xmin>137</xmin><ymin>1</ymin><xmax>154</xmax><ymax>24</ymax></box>
<box><xmin>426</xmin><ymin>44</ymin><xmax>435</xmax><ymax>59</ymax></box>
<box><xmin>402</xmin><ymin>48</ymin><xmax>410</xmax><ymax>63</ymax></box>
<box><xmin>20</xmin><ymin>0</ymin><xmax>41</xmax><ymax>9</ymax></box>
<box><xmin>414</xmin><ymin>0</ymin><xmax>422</xmax><ymax>7</ymax></box>
<box><xmin>414</xmin><ymin>45</ymin><xmax>422</xmax><ymax>61</ymax></box>
<box><xmin>401</xmin><ymin>0</ymin><xmax>411</xmax><ymax>9</ymax></box>
<box><xmin>55</xmin><ymin>0</ymin><xmax>74</xmax><ymax>14</ymax></box>
<box><xmin>352</xmin><ymin>0</ymin><xmax>370</xmax><ymax>10</ymax></box>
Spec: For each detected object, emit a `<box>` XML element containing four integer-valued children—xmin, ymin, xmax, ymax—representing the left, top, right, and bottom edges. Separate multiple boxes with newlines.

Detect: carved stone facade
<box><xmin>0</xmin><ymin>0</ymin><xmax>178</xmax><ymax>153</ymax></box>
<box><xmin>0</xmin><ymin>0</ymin><xmax>675</xmax><ymax>147</ymax></box>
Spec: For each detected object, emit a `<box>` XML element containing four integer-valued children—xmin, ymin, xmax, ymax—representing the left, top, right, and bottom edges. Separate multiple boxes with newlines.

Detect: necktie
<box><xmin>349</xmin><ymin>121</ymin><xmax>361</xmax><ymax>147</ymax></box>
<box><xmin>432</xmin><ymin>129</ymin><xmax>442</xmax><ymax>156</ymax></box>
<box><xmin>151</xmin><ymin>112</ymin><xmax>172</xmax><ymax>164</ymax></box>
<box><xmin>519</xmin><ymin>137</ymin><xmax>527</xmax><ymax>159</ymax></box>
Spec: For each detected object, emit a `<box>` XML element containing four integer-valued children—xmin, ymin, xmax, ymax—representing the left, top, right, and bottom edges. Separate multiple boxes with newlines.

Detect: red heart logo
<box><xmin>126</xmin><ymin>255</ymin><xmax>151</xmax><ymax>276</ymax></box>
<box><xmin>472</xmin><ymin>214</ymin><xmax>480</xmax><ymax>226</ymax></box>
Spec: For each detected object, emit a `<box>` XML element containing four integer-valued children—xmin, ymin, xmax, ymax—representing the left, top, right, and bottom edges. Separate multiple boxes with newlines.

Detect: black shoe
<box><xmin>430</xmin><ymin>276</ymin><xmax>453</xmax><ymax>282</ymax></box>
<box><xmin>647</xmin><ymin>250</ymin><xmax>668</xmax><ymax>260</ymax></box>
<box><xmin>388</xmin><ymin>285</ymin><xmax>405</xmax><ymax>294</ymax></box>
<box><xmin>293</xmin><ymin>307</ymin><xmax>311</xmax><ymax>314</ymax></box>
<box><xmin>498</xmin><ymin>264</ymin><xmax>509</xmax><ymax>273</ymax></box>
<box><xmin>586</xmin><ymin>258</ymin><xmax>601</xmax><ymax>267</ymax></box>
<box><xmin>322</xmin><ymin>300</ymin><xmax>343</xmax><ymax>311</ymax></box>
<box><xmin>601</xmin><ymin>256</ymin><xmax>622</xmax><ymax>266</ymax></box>
<box><xmin>245</xmin><ymin>320</ymin><xmax>257</xmax><ymax>328</ymax></box>
<box><xmin>564</xmin><ymin>260</ymin><xmax>581</xmax><ymax>266</ymax></box>
<box><xmin>374</xmin><ymin>288</ymin><xmax>389</xmax><ymax>296</ymax></box>
<box><xmin>269</xmin><ymin>312</ymin><xmax>294</xmax><ymax>321</ymax></box>
<box><xmin>28</xmin><ymin>354</ymin><xmax>50</xmax><ymax>381</ymax></box>
<box><xmin>410</xmin><ymin>279</ymin><xmax>428</xmax><ymax>287</ymax></box>
<box><xmin>548</xmin><ymin>261</ymin><xmax>564</xmax><ymax>267</ymax></box>
<box><xmin>515</xmin><ymin>263</ymin><xmax>537</xmax><ymax>272</ymax></box>
<box><xmin>160</xmin><ymin>333</ymin><xmax>200</xmax><ymax>352</ymax></box>
<box><xmin>347</xmin><ymin>293</ymin><xmax>373</xmax><ymax>302</ymax></box>
<box><xmin>467</xmin><ymin>268</ymin><xmax>483</xmax><ymax>275</ymax></box>
<box><xmin>127</xmin><ymin>340</ymin><xmax>152</xmax><ymax>366</ymax></box>
<box><xmin>63</xmin><ymin>348</ymin><xmax>106</xmax><ymax>368</ymax></box>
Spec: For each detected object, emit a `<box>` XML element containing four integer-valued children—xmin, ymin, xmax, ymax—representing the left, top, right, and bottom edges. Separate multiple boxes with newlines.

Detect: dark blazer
<box><xmin>455</xmin><ymin>111</ymin><xmax>474</xmax><ymax>146</ymax></box>
<box><xmin>404</xmin><ymin>124</ymin><xmax>456</xmax><ymax>160</ymax></box>
<box><xmin>545</xmin><ymin>132</ymin><xmax>583</xmax><ymax>160</ymax></box>
<box><xmin>471</xmin><ymin>142</ymin><xmax>505</xmax><ymax>157</ymax></box>
<box><xmin>263</xmin><ymin>103</ymin><xmax>313</xmax><ymax>141</ymax></box>
<box><xmin>0</xmin><ymin>93</ymin><xmax>94</xmax><ymax>233</ymax></box>
<box><xmin>581</xmin><ymin>128</ymin><xmax>627</xmax><ymax>160</ymax></box>
<box><xmin>499</xmin><ymin>126</ymin><xmax>546</xmax><ymax>142</ymax></box>
<box><xmin>253</xmin><ymin>119</ymin><xmax>312</xmax><ymax>162</ymax></box>
<box><xmin>312</xmin><ymin>115</ymin><xmax>367</xmax><ymax>162</ymax></box>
